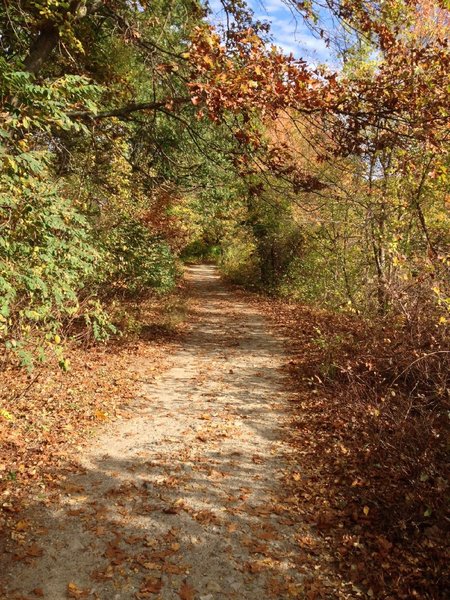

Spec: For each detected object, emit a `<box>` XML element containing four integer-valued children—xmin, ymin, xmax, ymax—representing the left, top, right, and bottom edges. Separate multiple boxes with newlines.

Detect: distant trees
<box><xmin>190</xmin><ymin>1</ymin><xmax>449</xmax><ymax>321</ymax></box>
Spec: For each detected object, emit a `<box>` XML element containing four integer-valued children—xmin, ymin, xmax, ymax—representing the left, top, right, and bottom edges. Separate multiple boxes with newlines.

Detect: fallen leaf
<box><xmin>142</xmin><ymin>562</ymin><xmax>162</xmax><ymax>571</ymax></box>
<box><xmin>179</xmin><ymin>581</ymin><xmax>195</xmax><ymax>600</ymax></box>
<box><xmin>27</xmin><ymin>543</ymin><xmax>43</xmax><ymax>558</ymax></box>
<box><xmin>164</xmin><ymin>563</ymin><xmax>187</xmax><ymax>574</ymax></box>
<box><xmin>67</xmin><ymin>582</ymin><xmax>89</xmax><ymax>598</ymax></box>
<box><xmin>139</xmin><ymin>577</ymin><xmax>162</xmax><ymax>594</ymax></box>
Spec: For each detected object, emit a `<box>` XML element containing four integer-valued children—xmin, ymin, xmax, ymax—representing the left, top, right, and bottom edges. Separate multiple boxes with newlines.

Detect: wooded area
<box><xmin>0</xmin><ymin>1</ymin><xmax>449</xmax><ymax>598</ymax></box>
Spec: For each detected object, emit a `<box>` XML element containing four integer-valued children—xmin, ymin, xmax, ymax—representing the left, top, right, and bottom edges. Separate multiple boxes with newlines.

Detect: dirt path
<box><xmin>4</xmin><ymin>265</ymin><xmax>310</xmax><ymax>599</ymax></box>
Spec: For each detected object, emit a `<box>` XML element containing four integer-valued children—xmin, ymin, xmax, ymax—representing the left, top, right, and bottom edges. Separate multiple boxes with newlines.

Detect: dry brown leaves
<box><xmin>256</xmin><ymin>295</ymin><xmax>449</xmax><ymax>599</ymax></box>
<box><xmin>0</xmin><ymin>292</ymin><xmax>183</xmax><ymax>564</ymax></box>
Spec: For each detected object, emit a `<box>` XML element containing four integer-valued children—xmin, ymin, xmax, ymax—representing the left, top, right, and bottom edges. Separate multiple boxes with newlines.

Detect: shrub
<box><xmin>0</xmin><ymin>171</ymin><xmax>98</xmax><ymax>365</ymax></box>
<box><xmin>104</xmin><ymin>219</ymin><xmax>178</xmax><ymax>295</ymax></box>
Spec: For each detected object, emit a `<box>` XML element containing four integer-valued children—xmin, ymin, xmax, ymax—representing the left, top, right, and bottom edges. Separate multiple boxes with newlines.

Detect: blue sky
<box><xmin>206</xmin><ymin>0</ymin><xmax>332</xmax><ymax>64</ymax></box>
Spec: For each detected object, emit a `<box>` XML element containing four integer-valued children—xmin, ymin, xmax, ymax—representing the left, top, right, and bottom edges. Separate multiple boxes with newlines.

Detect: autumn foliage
<box><xmin>0</xmin><ymin>0</ymin><xmax>449</xmax><ymax>597</ymax></box>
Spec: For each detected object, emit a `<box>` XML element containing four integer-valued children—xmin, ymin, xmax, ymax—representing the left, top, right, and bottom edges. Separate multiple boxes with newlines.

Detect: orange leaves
<box><xmin>187</xmin><ymin>2</ymin><xmax>449</xmax><ymax>160</ymax></box>
<box><xmin>15</xmin><ymin>519</ymin><xmax>30</xmax><ymax>531</ymax></box>
<box><xmin>94</xmin><ymin>409</ymin><xmax>108</xmax><ymax>421</ymax></box>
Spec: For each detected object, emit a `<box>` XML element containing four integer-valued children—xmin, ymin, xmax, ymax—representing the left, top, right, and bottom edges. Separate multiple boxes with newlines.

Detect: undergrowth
<box><xmin>261</xmin><ymin>298</ymin><xmax>449</xmax><ymax>599</ymax></box>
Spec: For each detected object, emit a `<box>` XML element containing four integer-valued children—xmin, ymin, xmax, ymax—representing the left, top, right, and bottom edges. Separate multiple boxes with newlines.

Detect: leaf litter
<box><xmin>3</xmin><ymin>265</ymin><xmax>444</xmax><ymax>599</ymax></box>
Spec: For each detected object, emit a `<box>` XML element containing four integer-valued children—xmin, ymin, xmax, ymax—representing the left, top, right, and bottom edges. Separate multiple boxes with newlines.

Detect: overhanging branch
<box><xmin>69</xmin><ymin>97</ymin><xmax>190</xmax><ymax>120</ymax></box>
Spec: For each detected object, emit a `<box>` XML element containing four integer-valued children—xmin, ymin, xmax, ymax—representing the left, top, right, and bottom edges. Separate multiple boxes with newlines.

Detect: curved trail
<box><xmin>6</xmin><ymin>265</ymin><xmax>307</xmax><ymax>599</ymax></box>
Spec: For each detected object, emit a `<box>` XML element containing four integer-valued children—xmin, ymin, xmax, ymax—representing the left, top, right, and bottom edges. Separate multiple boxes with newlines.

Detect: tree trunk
<box><xmin>23</xmin><ymin>23</ymin><xmax>60</xmax><ymax>74</ymax></box>
<box><xmin>23</xmin><ymin>1</ymin><xmax>100</xmax><ymax>75</ymax></box>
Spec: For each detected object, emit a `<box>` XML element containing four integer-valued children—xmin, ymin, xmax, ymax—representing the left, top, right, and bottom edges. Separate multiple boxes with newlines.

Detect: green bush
<box><xmin>181</xmin><ymin>239</ymin><xmax>222</xmax><ymax>263</ymax></box>
<box><xmin>0</xmin><ymin>173</ymin><xmax>98</xmax><ymax>364</ymax></box>
<box><xmin>104</xmin><ymin>219</ymin><xmax>178</xmax><ymax>294</ymax></box>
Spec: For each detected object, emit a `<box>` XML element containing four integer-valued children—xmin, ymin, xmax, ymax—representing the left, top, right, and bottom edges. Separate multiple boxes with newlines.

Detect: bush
<box><xmin>220</xmin><ymin>230</ymin><xmax>259</xmax><ymax>286</ymax></box>
<box><xmin>180</xmin><ymin>239</ymin><xmax>222</xmax><ymax>263</ymax></box>
<box><xmin>104</xmin><ymin>219</ymin><xmax>178</xmax><ymax>295</ymax></box>
<box><xmin>0</xmin><ymin>171</ymin><xmax>98</xmax><ymax>365</ymax></box>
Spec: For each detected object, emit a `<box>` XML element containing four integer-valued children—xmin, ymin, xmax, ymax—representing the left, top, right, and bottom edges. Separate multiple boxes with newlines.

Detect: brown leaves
<box><xmin>179</xmin><ymin>581</ymin><xmax>195</xmax><ymax>600</ymax></box>
<box><xmin>259</xmin><ymin>294</ymin><xmax>449</xmax><ymax>598</ymax></box>
<box><xmin>26</xmin><ymin>543</ymin><xmax>43</xmax><ymax>558</ymax></box>
<box><xmin>91</xmin><ymin>565</ymin><xmax>114</xmax><ymax>581</ymax></box>
<box><xmin>15</xmin><ymin>519</ymin><xmax>29</xmax><ymax>531</ymax></box>
<box><xmin>104</xmin><ymin>541</ymin><xmax>127</xmax><ymax>565</ymax></box>
<box><xmin>137</xmin><ymin>577</ymin><xmax>162</xmax><ymax>598</ymax></box>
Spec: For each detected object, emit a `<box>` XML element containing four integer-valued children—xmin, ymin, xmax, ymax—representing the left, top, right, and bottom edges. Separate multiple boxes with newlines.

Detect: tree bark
<box><xmin>23</xmin><ymin>23</ymin><xmax>60</xmax><ymax>74</ymax></box>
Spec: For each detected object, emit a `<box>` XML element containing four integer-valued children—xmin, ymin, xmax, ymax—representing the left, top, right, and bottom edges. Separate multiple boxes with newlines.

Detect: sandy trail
<box><xmin>5</xmin><ymin>265</ymin><xmax>306</xmax><ymax>599</ymax></box>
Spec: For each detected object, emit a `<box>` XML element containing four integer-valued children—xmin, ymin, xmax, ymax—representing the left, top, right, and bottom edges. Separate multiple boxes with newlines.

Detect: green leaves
<box><xmin>104</xmin><ymin>219</ymin><xmax>178</xmax><ymax>295</ymax></box>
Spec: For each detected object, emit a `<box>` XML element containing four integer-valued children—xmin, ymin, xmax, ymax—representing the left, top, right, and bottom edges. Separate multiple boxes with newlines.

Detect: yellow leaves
<box><xmin>67</xmin><ymin>582</ymin><xmax>89</xmax><ymax>598</ymax></box>
<box><xmin>0</xmin><ymin>408</ymin><xmax>13</xmax><ymax>421</ymax></box>
<box><xmin>202</xmin><ymin>55</ymin><xmax>214</xmax><ymax>68</ymax></box>
<box><xmin>363</xmin><ymin>505</ymin><xmax>370</xmax><ymax>516</ymax></box>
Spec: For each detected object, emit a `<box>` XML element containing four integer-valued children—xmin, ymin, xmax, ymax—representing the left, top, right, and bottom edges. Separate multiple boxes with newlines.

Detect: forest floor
<box><xmin>1</xmin><ymin>266</ymin><xmax>446</xmax><ymax>599</ymax></box>
<box><xmin>1</xmin><ymin>265</ymin><xmax>337</xmax><ymax>600</ymax></box>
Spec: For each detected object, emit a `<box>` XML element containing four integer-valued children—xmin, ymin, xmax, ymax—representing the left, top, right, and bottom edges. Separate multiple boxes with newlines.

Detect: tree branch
<box><xmin>69</xmin><ymin>97</ymin><xmax>190</xmax><ymax>120</ymax></box>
